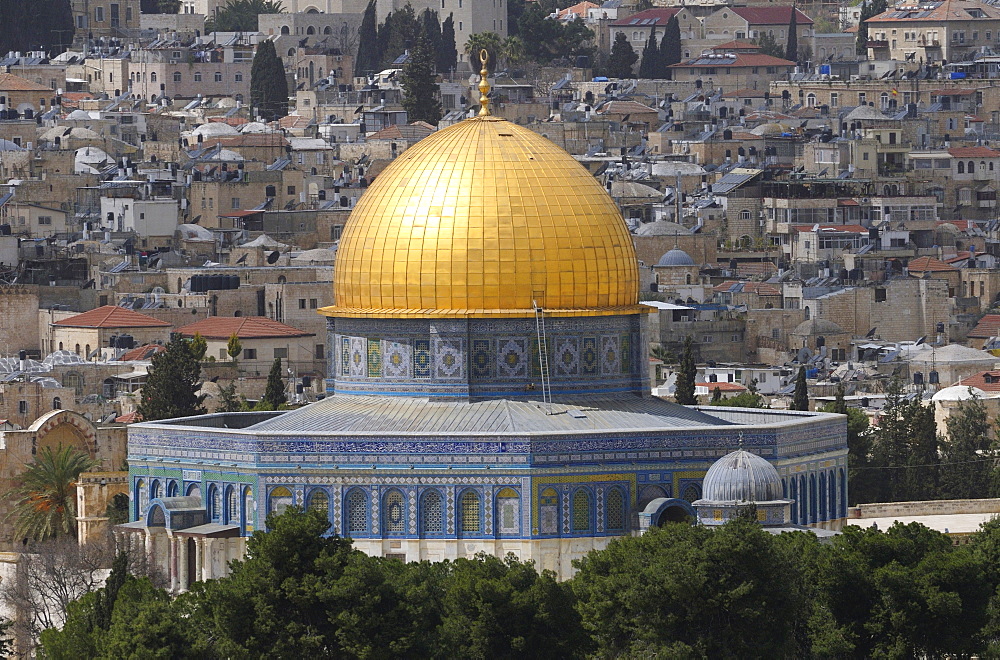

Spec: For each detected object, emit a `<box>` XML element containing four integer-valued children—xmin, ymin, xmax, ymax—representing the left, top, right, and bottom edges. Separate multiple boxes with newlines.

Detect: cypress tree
<box><xmin>675</xmin><ymin>336</ymin><xmax>697</xmax><ymax>405</ymax></box>
<box><xmin>420</xmin><ymin>9</ymin><xmax>442</xmax><ymax>69</ymax></box>
<box><xmin>250</xmin><ymin>39</ymin><xmax>288</xmax><ymax>121</ymax></box>
<box><xmin>356</xmin><ymin>0</ymin><xmax>380</xmax><ymax>77</ymax></box>
<box><xmin>660</xmin><ymin>16</ymin><xmax>682</xmax><ymax>78</ymax></box>
<box><xmin>137</xmin><ymin>335</ymin><xmax>206</xmax><ymax>421</ymax></box>
<box><xmin>786</xmin><ymin>8</ymin><xmax>798</xmax><ymax>62</ymax></box>
<box><xmin>607</xmin><ymin>33</ymin><xmax>638</xmax><ymax>79</ymax></box>
<box><xmin>440</xmin><ymin>13</ymin><xmax>458</xmax><ymax>74</ymax></box>
<box><xmin>792</xmin><ymin>367</ymin><xmax>809</xmax><ymax>411</ymax></box>
<box><xmin>261</xmin><ymin>358</ymin><xmax>287</xmax><ymax>410</ymax></box>
<box><xmin>638</xmin><ymin>30</ymin><xmax>659</xmax><ymax>78</ymax></box>
<box><xmin>401</xmin><ymin>29</ymin><xmax>442</xmax><ymax>124</ymax></box>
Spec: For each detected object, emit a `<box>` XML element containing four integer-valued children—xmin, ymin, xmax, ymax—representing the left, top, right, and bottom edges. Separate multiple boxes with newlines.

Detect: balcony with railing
<box><xmin>868</xmin><ymin>39</ymin><xmax>890</xmax><ymax>48</ymax></box>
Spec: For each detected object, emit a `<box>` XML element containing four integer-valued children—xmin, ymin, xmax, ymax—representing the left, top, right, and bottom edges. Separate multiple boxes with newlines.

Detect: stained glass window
<box><xmin>384</xmin><ymin>490</ymin><xmax>405</xmax><ymax>534</ymax></box>
<box><xmin>226</xmin><ymin>486</ymin><xmax>238</xmax><ymax>524</ymax></box>
<box><xmin>308</xmin><ymin>489</ymin><xmax>329</xmax><ymax>516</ymax></box>
<box><xmin>269</xmin><ymin>486</ymin><xmax>292</xmax><ymax>516</ymax></box>
<box><xmin>244</xmin><ymin>487</ymin><xmax>254</xmax><ymax>532</ymax></box>
<box><xmin>422</xmin><ymin>490</ymin><xmax>443</xmax><ymax>534</ymax></box>
<box><xmin>460</xmin><ymin>490</ymin><xmax>481</xmax><ymax>534</ymax></box>
<box><xmin>606</xmin><ymin>488</ymin><xmax>625</xmax><ymax>531</ymax></box>
<box><xmin>347</xmin><ymin>489</ymin><xmax>367</xmax><ymax>534</ymax></box>
<box><xmin>210</xmin><ymin>485</ymin><xmax>221</xmax><ymax>521</ymax></box>
<box><xmin>572</xmin><ymin>489</ymin><xmax>591</xmax><ymax>531</ymax></box>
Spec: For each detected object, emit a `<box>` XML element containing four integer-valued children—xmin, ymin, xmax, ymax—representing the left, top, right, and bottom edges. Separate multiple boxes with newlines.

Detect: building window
<box><xmin>287</xmin><ymin>186</ymin><xmax>296</xmax><ymax>196</ymax></box>
<box><xmin>740</xmin><ymin>209</ymin><xmax>751</xmax><ymax>220</ymax></box>
<box><xmin>421</xmin><ymin>490</ymin><xmax>444</xmax><ymax>535</ymax></box>
<box><xmin>235</xmin><ymin>73</ymin><xmax>243</xmax><ymax>82</ymax></box>
<box><xmin>268</xmin><ymin>486</ymin><xmax>292</xmax><ymax>516</ymax></box>
<box><xmin>299</xmin><ymin>298</ymin><xmax>307</xmax><ymax>309</ymax></box>
<box><xmin>459</xmin><ymin>490</ymin><xmax>481</xmax><ymax>534</ymax></box>
<box><xmin>95</xmin><ymin>6</ymin><xmax>104</xmax><ymax>22</ymax></box>
<box><xmin>173</xmin><ymin>71</ymin><xmax>182</xmax><ymax>82</ymax></box>
<box><xmin>194</xmin><ymin>72</ymin><xmax>202</xmax><ymax>82</ymax></box>
<box><xmin>315</xmin><ymin>344</ymin><xmax>325</xmax><ymax>359</ymax></box>
<box><xmin>209</xmin><ymin>485</ymin><xmax>221</xmax><ymax>521</ymax></box>
<box><xmin>243</xmin><ymin>348</ymin><xmax>257</xmax><ymax>359</ymax></box>
<box><xmin>226</xmin><ymin>486</ymin><xmax>239</xmax><ymax>524</ymax></box>
<box><xmin>383</xmin><ymin>490</ymin><xmax>405</xmax><ymax>534</ymax></box>
<box><xmin>347</xmin><ymin>489</ymin><xmax>367</xmax><ymax>534</ymax></box>
<box><xmin>231</xmin><ymin>197</ymin><xmax>240</xmax><ymax>209</ymax></box>
<box><xmin>150</xmin><ymin>72</ymin><xmax>157</xmax><ymax>82</ymax></box>
<box><xmin>572</xmin><ymin>489</ymin><xmax>591</xmax><ymax>531</ymax></box>
<box><xmin>309</xmin><ymin>298</ymin><xmax>318</xmax><ymax>308</ymax></box>
<box><xmin>606</xmin><ymin>487</ymin><xmax>625</xmax><ymax>531</ymax></box>
<box><xmin>214</xmin><ymin>71</ymin><xmax>223</xmax><ymax>82</ymax></box>
<box><xmin>18</xmin><ymin>400</ymin><xmax>28</xmax><ymax>415</ymax></box>
<box><xmin>273</xmin><ymin>347</ymin><xmax>288</xmax><ymax>359</ymax></box>
<box><xmin>307</xmin><ymin>489</ymin><xmax>329</xmax><ymax>517</ymax></box>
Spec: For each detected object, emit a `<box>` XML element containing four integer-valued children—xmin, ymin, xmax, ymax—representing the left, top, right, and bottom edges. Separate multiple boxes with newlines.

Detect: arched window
<box><xmin>214</xmin><ymin>71</ymin><xmax>222</xmax><ymax>82</ymax></box>
<box><xmin>135</xmin><ymin>479</ymin><xmax>147</xmax><ymax>519</ymax></box>
<box><xmin>828</xmin><ymin>470</ymin><xmax>837</xmax><ymax>520</ymax></box>
<box><xmin>235</xmin><ymin>72</ymin><xmax>243</xmax><ymax>82</ymax></box>
<box><xmin>150</xmin><ymin>72</ymin><xmax>156</xmax><ymax>82</ymax></box>
<box><xmin>682</xmin><ymin>483</ymin><xmax>701</xmax><ymax>502</ymax></box>
<box><xmin>75</xmin><ymin>343</ymin><xmax>80</xmax><ymax>355</ymax></box>
<box><xmin>194</xmin><ymin>72</ymin><xmax>202</xmax><ymax>82</ymax></box>
<box><xmin>809</xmin><ymin>474</ymin><xmax>817</xmax><ymax>523</ymax></box>
<box><xmin>226</xmin><ymin>485</ymin><xmax>238</xmax><ymax>524</ymax></box>
<box><xmin>52</xmin><ymin>397</ymin><xmax>61</xmax><ymax>410</ymax></box>
<box><xmin>496</xmin><ymin>487</ymin><xmax>519</xmax><ymax>536</ymax></box>
<box><xmin>806</xmin><ymin>93</ymin><xmax>816</xmax><ymax>107</ymax></box>
<box><xmin>308</xmin><ymin>489</ymin><xmax>329</xmax><ymax>517</ymax></box>
<box><xmin>287</xmin><ymin>48</ymin><xmax>295</xmax><ymax>56</ymax></box>
<box><xmin>186</xmin><ymin>482</ymin><xmax>201</xmax><ymax>500</ymax></box>
<box><xmin>346</xmin><ymin>488</ymin><xmax>367</xmax><ymax>535</ymax></box>
<box><xmin>606</xmin><ymin>487</ymin><xmax>626</xmax><ymax>532</ymax></box>
<box><xmin>324</xmin><ymin>26</ymin><xmax>332</xmax><ymax>34</ymax></box>
<box><xmin>167</xmin><ymin>480</ymin><xmax>179</xmax><ymax>497</ymax></box>
<box><xmin>269</xmin><ymin>486</ymin><xmax>292</xmax><ymax>516</ymax></box>
<box><xmin>459</xmin><ymin>490</ymin><xmax>481</xmax><ymax>535</ymax></box>
<box><xmin>797</xmin><ymin>475</ymin><xmax>807</xmax><ymax>525</ymax></box>
<box><xmin>572</xmin><ymin>489</ymin><xmax>592</xmax><ymax>532</ymax></box>
<box><xmin>173</xmin><ymin>71</ymin><xmax>182</xmax><ymax>82</ymax></box>
<box><xmin>281</xmin><ymin>25</ymin><xmax>290</xmax><ymax>34</ymax></box>
<box><xmin>959</xmin><ymin>161</ymin><xmax>965</xmax><ymax>174</ymax></box>
<box><xmin>209</xmin><ymin>484</ymin><xmax>222</xmax><ymax>521</ymax></box>
<box><xmin>819</xmin><ymin>472</ymin><xmax>827</xmax><ymax>521</ymax></box>
<box><xmin>969</xmin><ymin>161</ymin><xmax>976</xmax><ymax>173</ymax></box>
<box><xmin>790</xmin><ymin>478</ymin><xmax>798</xmax><ymax>522</ymax></box>
<box><xmin>150</xmin><ymin>479</ymin><xmax>161</xmax><ymax>500</ymax></box>
<box><xmin>540</xmin><ymin>487</ymin><xmax>559</xmax><ymax>535</ymax></box>
<box><xmin>244</xmin><ymin>487</ymin><xmax>254</xmax><ymax>532</ymax></box>
<box><xmin>307</xmin><ymin>26</ymin><xmax>315</xmax><ymax>34</ymax></box>
<box><xmin>421</xmin><ymin>490</ymin><xmax>444</xmax><ymax>535</ymax></box>
<box><xmin>383</xmin><ymin>489</ymin><xmax>405</xmax><ymax>534</ymax></box>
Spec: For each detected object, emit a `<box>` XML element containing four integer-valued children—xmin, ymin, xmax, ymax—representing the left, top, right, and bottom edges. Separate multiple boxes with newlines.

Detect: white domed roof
<box><xmin>192</xmin><ymin>122</ymin><xmax>239</xmax><ymax>138</ymax></box>
<box><xmin>240</xmin><ymin>121</ymin><xmax>273</xmax><ymax>134</ymax></box>
<box><xmin>702</xmin><ymin>449</ymin><xmax>783</xmax><ymax>503</ymax></box>
<box><xmin>42</xmin><ymin>126</ymin><xmax>99</xmax><ymax>141</ymax></box>
<box><xmin>656</xmin><ymin>247</ymin><xmax>696</xmax><ymax>267</ymax></box>
<box><xmin>216</xmin><ymin>148</ymin><xmax>244</xmax><ymax>161</ymax></box>
<box><xmin>66</xmin><ymin>109</ymin><xmax>92</xmax><ymax>120</ymax></box>
<box><xmin>932</xmin><ymin>385</ymin><xmax>987</xmax><ymax>402</ymax></box>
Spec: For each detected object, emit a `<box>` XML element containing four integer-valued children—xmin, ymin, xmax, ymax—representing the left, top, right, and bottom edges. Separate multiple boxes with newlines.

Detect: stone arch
<box><xmin>638</xmin><ymin>484</ymin><xmax>668</xmax><ymax>510</ymax></box>
<box><xmin>28</xmin><ymin>409</ymin><xmax>98</xmax><ymax>458</ymax></box>
<box><xmin>641</xmin><ymin>497</ymin><xmax>696</xmax><ymax>527</ymax></box>
<box><xmin>420</xmin><ymin>488</ymin><xmax>445</xmax><ymax>536</ymax></box>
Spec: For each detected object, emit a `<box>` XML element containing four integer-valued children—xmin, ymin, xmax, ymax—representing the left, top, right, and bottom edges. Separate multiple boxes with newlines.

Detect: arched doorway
<box><xmin>640</xmin><ymin>497</ymin><xmax>697</xmax><ymax>530</ymax></box>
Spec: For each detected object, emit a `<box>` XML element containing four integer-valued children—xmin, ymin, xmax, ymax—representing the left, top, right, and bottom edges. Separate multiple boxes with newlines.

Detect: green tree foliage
<box><xmin>792</xmin><ymin>366</ymin><xmax>809</xmax><ymax>410</ymax></box>
<box><xmin>378</xmin><ymin>4</ymin><xmax>422</xmax><ymax>70</ymax></box>
<box><xmin>573</xmin><ymin>517</ymin><xmax>807</xmax><ymax>656</ymax></box>
<box><xmin>216</xmin><ymin>381</ymin><xmax>248</xmax><ymax>413</ymax></box>
<box><xmin>820</xmin><ymin>386</ymin><xmax>873</xmax><ymax>505</ymax></box>
<box><xmin>137</xmin><ymin>334</ymin><xmax>206</xmax><ymax>421</ymax></box>
<box><xmin>249</xmin><ymin>39</ymin><xmax>288</xmax><ymax>121</ymax></box>
<box><xmin>607</xmin><ymin>32</ymin><xmax>638</xmax><ymax>78</ymax></box>
<box><xmin>856</xmin><ymin>0</ymin><xmax>888</xmax><ymax>55</ymax></box>
<box><xmin>259</xmin><ymin>358</ymin><xmax>287</xmax><ymax>410</ymax></box>
<box><xmin>638</xmin><ymin>30</ymin><xmax>659</xmax><ymax>78</ymax></box>
<box><xmin>516</xmin><ymin>4</ymin><xmax>595</xmax><ymax>66</ymax></box>
<box><xmin>941</xmin><ymin>393</ymin><xmax>995</xmax><ymax>499</ymax></box>
<box><xmin>355</xmin><ymin>0</ymin><xmax>380</xmax><ymax>76</ymax></box>
<box><xmin>674</xmin><ymin>335</ymin><xmax>697</xmax><ymax>405</ymax></box>
<box><xmin>754</xmin><ymin>31</ymin><xmax>786</xmax><ymax>58</ymax></box>
<box><xmin>4</xmin><ymin>445</ymin><xmax>100</xmax><ymax>542</ymax></box>
<box><xmin>140</xmin><ymin>0</ymin><xmax>181</xmax><ymax>12</ymax></box>
<box><xmin>226</xmin><ymin>332</ymin><xmax>242</xmax><ymax>360</ymax></box>
<box><xmin>188</xmin><ymin>332</ymin><xmax>207</xmax><ymax>361</ymax></box>
<box><xmin>711</xmin><ymin>386</ymin><xmax>722</xmax><ymax>403</ymax></box>
<box><xmin>0</xmin><ymin>0</ymin><xmax>74</xmax><ymax>55</ymax></box>
<box><xmin>659</xmin><ymin>16</ymin><xmax>682</xmax><ymax>77</ymax></box>
<box><xmin>104</xmin><ymin>492</ymin><xmax>130</xmax><ymax>526</ymax></box>
<box><xmin>420</xmin><ymin>8</ymin><xmax>442</xmax><ymax>57</ymax></box>
<box><xmin>439</xmin><ymin>14</ymin><xmax>458</xmax><ymax>73</ymax></box>
<box><xmin>709</xmin><ymin>388</ymin><xmax>767</xmax><ymax>408</ymax></box>
<box><xmin>401</xmin><ymin>29</ymin><xmax>443</xmax><ymax>124</ymax></box>
<box><xmin>465</xmin><ymin>31</ymin><xmax>502</xmax><ymax>74</ymax></box>
<box><xmin>206</xmin><ymin>0</ymin><xmax>282</xmax><ymax>32</ymax></box>
<box><xmin>786</xmin><ymin>7</ymin><xmax>798</xmax><ymax>62</ymax></box>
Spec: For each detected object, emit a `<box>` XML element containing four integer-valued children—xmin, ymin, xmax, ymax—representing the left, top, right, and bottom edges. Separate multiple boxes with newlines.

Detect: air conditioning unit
<box><xmin>169</xmin><ymin>58</ymin><xmax>180</xmax><ymax>64</ymax></box>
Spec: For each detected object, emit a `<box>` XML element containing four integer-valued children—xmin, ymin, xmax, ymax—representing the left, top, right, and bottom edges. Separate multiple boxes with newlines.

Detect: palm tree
<box><xmin>465</xmin><ymin>32</ymin><xmax>502</xmax><ymax>73</ymax></box>
<box><xmin>5</xmin><ymin>445</ymin><xmax>100</xmax><ymax>542</ymax></box>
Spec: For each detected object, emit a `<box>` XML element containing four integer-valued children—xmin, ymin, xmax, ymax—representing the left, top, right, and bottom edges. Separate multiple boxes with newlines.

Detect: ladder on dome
<box><xmin>533</xmin><ymin>299</ymin><xmax>553</xmax><ymax>415</ymax></box>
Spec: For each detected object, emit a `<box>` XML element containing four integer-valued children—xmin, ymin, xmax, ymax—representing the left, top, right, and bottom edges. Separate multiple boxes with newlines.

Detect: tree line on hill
<box><xmin>35</xmin><ymin>507</ymin><xmax>1000</xmax><ymax>658</ymax></box>
<box><xmin>0</xmin><ymin>0</ymin><xmax>73</xmax><ymax>55</ymax></box>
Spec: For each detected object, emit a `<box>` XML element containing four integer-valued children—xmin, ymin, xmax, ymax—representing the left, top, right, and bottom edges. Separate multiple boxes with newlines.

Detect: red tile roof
<box><xmin>119</xmin><ymin>344</ymin><xmax>165</xmax><ymax>361</ymax></box>
<box><xmin>730</xmin><ymin>6</ymin><xmax>813</xmax><ymax>24</ymax></box>
<box><xmin>712</xmin><ymin>280</ymin><xmax>782</xmax><ymax>296</ymax></box>
<box><xmin>0</xmin><ymin>72</ymin><xmax>53</xmax><ymax>91</ymax></box>
<box><xmin>713</xmin><ymin>40</ymin><xmax>761</xmax><ymax>50</ymax></box>
<box><xmin>115</xmin><ymin>411</ymin><xmax>141</xmax><ymax>423</ymax></box>
<box><xmin>907</xmin><ymin>256</ymin><xmax>957</xmax><ymax>272</ymax></box>
<box><xmin>612</xmin><ymin>8</ymin><xmax>680</xmax><ymax>26</ymax></box>
<box><xmin>558</xmin><ymin>1</ymin><xmax>598</xmax><ymax>18</ymax></box>
<box><xmin>948</xmin><ymin>147</ymin><xmax>1000</xmax><ymax>157</ymax></box>
<box><xmin>722</xmin><ymin>87</ymin><xmax>767</xmax><ymax>98</ymax></box>
<box><xmin>959</xmin><ymin>370</ymin><xmax>1000</xmax><ymax>392</ymax></box>
<box><xmin>175</xmin><ymin>316</ymin><xmax>312</xmax><ymax>339</ymax></box>
<box><xmin>869</xmin><ymin>0</ymin><xmax>1000</xmax><ymax>23</ymax></box>
<box><xmin>968</xmin><ymin>314</ymin><xmax>1000</xmax><ymax>338</ymax></box>
<box><xmin>54</xmin><ymin>306</ymin><xmax>172</xmax><ymax>329</ymax></box>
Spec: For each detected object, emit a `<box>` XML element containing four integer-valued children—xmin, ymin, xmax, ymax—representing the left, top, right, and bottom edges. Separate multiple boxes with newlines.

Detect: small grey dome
<box><xmin>656</xmin><ymin>247</ymin><xmax>696</xmax><ymax>267</ymax></box>
<box><xmin>702</xmin><ymin>450</ymin><xmax>783</xmax><ymax>502</ymax></box>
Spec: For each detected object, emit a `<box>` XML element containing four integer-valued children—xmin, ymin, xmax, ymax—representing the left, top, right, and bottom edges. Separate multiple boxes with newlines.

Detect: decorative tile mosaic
<box><xmin>382</xmin><ymin>340</ymin><xmax>412</xmax><ymax>379</ymax></box>
<box><xmin>413</xmin><ymin>339</ymin><xmax>431</xmax><ymax>378</ymax></box>
<box><xmin>470</xmin><ymin>339</ymin><xmax>493</xmax><ymax>379</ymax></box>
<box><xmin>581</xmin><ymin>337</ymin><xmax>598</xmax><ymax>375</ymax></box>
<box><xmin>349</xmin><ymin>337</ymin><xmax>367</xmax><ymax>377</ymax></box>
<box><xmin>433</xmin><ymin>339</ymin><xmax>464</xmax><ymax>379</ymax></box>
<box><xmin>620</xmin><ymin>335</ymin><xmax>631</xmax><ymax>375</ymax></box>
<box><xmin>367</xmin><ymin>339</ymin><xmax>382</xmax><ymax>378</ymax></box>
<box><xmin>600</xmin><ymin>335</ymin><xmax>620</xmax><ymax>376</ymax></box>
<box><xmin>340</xmin><ymin>337</ymin><xmax>350</xmax><ymax>376</ymax></box>
<box><xmin>554</xmin><ymin>337</ymin><xmax>579</xmax><ymax>376</ymax></box>
<box><xmin>497</xmin><ymin>338</ymin><xmax>528</xmax><ymax>378</ymax></box>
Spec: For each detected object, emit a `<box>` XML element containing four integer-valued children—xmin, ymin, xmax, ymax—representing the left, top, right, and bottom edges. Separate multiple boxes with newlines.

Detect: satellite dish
<box><xmin>266</xmin><ymin>250</ymin><xmax>280</xmax><ymax>264</ymax></box>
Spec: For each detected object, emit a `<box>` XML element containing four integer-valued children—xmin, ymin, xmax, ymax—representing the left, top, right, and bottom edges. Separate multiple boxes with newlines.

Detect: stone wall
<box><xmin>0</xmin><ymin>286</ymin><xmax>40</xmax><ymax>355</ymax></box>
<box><xmin>850</xmin><ymin>498</ymin><xmax>1000</xmax><ymax>518</ymax></box>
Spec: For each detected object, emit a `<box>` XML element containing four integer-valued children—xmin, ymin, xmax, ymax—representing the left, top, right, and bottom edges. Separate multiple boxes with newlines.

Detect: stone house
<box><xmin>45</xmin><ymin>306</ymin><xmax>172</xmax><ymax>359</ymax></box>
<box><xmin>865</xmin><ymin>0</ymin><xmax>1000</xmax><ymax>65</ymax></box>
<box><xmin>173</xmin><ymin>316</ymin><xmax>318</xmax><ymax>378</ymax></box>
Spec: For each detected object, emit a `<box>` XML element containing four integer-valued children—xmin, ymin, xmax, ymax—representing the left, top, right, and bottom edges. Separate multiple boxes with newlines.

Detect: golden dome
<box><xmin>324</xmin><ymin>115</ymin><xmax>641</xmax><ymax>319</ymax></box>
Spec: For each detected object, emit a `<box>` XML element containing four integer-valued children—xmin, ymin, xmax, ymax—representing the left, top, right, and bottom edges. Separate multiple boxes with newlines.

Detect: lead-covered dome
<box><xmin>325</xmin><ymin>115</ymin><xmax>641</xmax><ymax>319</ymax></box>
<box><xmin>656</xmin><ymin>247</ymin><xmax>696</xmax><ymax>267</ymax></box>
<box><xmin>702</xmin><ymin>449</ymin><xmax>783</xmax><ymax>502</ymax></box>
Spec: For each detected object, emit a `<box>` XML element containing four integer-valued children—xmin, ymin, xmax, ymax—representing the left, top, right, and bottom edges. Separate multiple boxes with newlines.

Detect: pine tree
<box><xmin>250</xmin><ymin>39</ymin><xmax>288</xmax><ymax>121</ymax></box>
<box><xmin>420</xmin><ymin>9</ymin><xmax>442</xmax><ymax>68</ymax></box>
<box><xmin>439</xmin><ymin>14</ymin><xmax>458</xmax><ymax>74</ymax></box>
<box><xmin>786</xmin><ymin>8</ymin><xmax>798</xmax><ymax>62</ymax></box>
<box><xmin>227</xmin><ymin>332</ymin><xmax>243</xmax><ymax>361</ymax></box>
<box><xmin>189</xmin><ymin>332</ymin><xmax>207</xmax><ymax>361</ymax></box>
<box><xmin>607</xmin><ymin>33</ymin><xmax>638</xmax><ymax>79</ymax></box>
<box><xmin>217</xmin><ymin>381</ymin><xmax>247</xmax><ymax>412</ymax></box>
<box><xmin>401</xmin><ymin>30</ymin><xmax>442</xmax><ymax>124</ymax></box>
<box><xmin>137</xmin><ymin>335</ymin><xmax>206</xmax><ymax>421</ymax></box>
<box><xmin>659</xmin><ymin>16</ymin><xmax>682</xmax><ymax>78</ymax></box>
<box><xmin>675</xmin><ymin>336</ymin><xmax>697</xmax><ymax>405</ymax></box>
<box><xmin>856</xmin><ymin>0</ymin><xmax>887</xmax><ymax>55</ymax></box>
<box><xmin>356</xmin><ymin>0</ymin><xmax>380</xmax><ymax>77</ymax></box>
<box><xmin>792</xmin><ymin>366</ymin><xmax>809</xmax><ymax>411</ymax></box>
<box><xmin>638</xmin><ymin>30</ymin><xmax>659</xmax><ymax>78</ymax></box>
<box><xmin>261</xmin><ymin>358</ymin><xmax>287</xmax><ymax>410</ymax></box>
